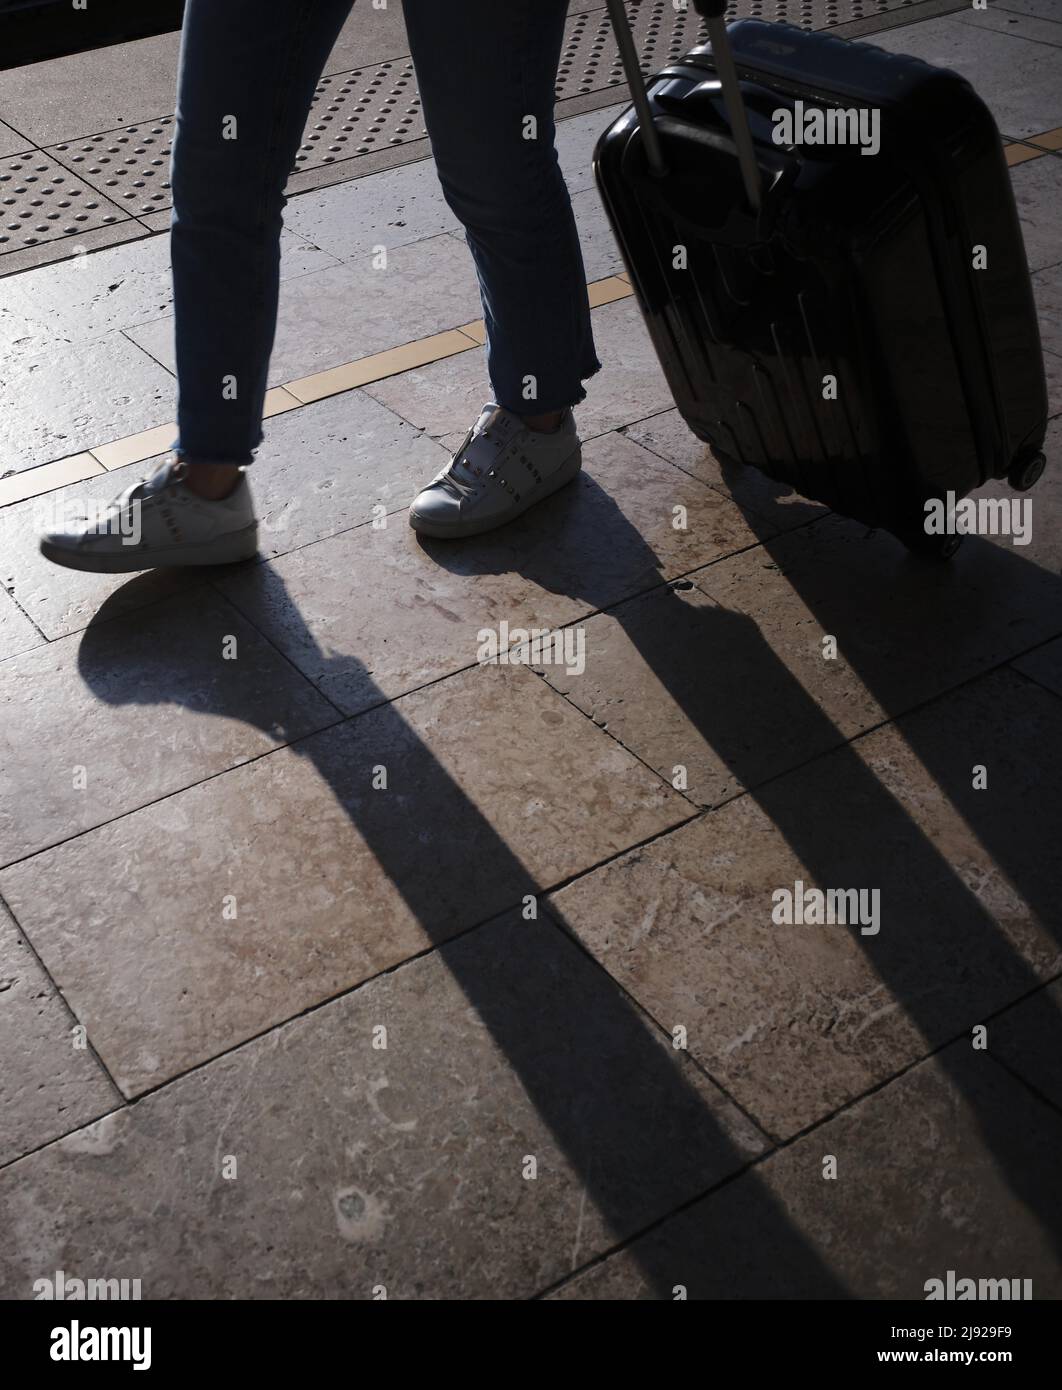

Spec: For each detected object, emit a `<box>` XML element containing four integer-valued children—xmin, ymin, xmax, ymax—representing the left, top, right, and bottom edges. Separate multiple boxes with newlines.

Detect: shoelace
<box><xmin>437</xmin><ymin>410</ymin><xmax>524</xmax><ymax>501</ymax></box>
<box><xmin>434</xmin><ymin>424</ymin><xmax>481</xmax><ymax>501</ymax></box>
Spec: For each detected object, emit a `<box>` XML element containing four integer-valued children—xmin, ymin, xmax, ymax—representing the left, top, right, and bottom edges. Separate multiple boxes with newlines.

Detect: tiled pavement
<box><xmin>1</xmin><ymin>3</ymin><xmax>1061</xmax><ymax>1299</ymax></box>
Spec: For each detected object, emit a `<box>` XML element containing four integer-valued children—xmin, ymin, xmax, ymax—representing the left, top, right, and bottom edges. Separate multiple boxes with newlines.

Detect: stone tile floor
<box><xmin>0</xmin><ymin>5</ymin><xmax>1061</xmax><ymax>1299</ymax></box>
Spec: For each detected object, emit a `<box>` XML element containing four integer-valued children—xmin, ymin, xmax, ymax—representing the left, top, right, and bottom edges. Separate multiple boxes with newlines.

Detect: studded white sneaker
<box><xmin>38</xmin><ymin>456</ymin><xmax>258</xmax><ymax>573</ymax></box>
<box><xmin>409</xmin><ymin>402</ymin><xmax>582</xmax><ymax>539</ymax></box>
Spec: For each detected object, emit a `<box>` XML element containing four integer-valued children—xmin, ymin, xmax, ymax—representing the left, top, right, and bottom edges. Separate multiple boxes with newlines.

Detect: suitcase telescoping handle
<box><xmin>604</xmin><ymin>0</ymin><xmax>762</xmax><ymax>212</ymax></box>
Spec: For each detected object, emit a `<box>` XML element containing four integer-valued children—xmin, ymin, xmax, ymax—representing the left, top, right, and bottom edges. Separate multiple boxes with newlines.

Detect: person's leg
<box><xmin>403</xmin><ymin>0</ymin><xmax>600</xmax><ymax>537</ymax></box>
<box><xmin>403</xmin><ymin>0</ymin><xmax>600</xmax><ymax>419</ymax></box>
<box><xmin>40</xmin><ymin>0</ymin><xmax>355</xmax><ymax>572</ymax></box>
<box><xmin>170</xmin><ymin>0</ymin><xmax>355</xmax><ymax>492</ymax></box>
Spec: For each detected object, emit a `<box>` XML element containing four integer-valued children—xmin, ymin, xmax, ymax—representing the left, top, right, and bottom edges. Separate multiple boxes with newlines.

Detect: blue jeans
<box><xmin>169</xmin><ymin>0</ymin><xmax>602</xmax><ymax>466</ymax></box>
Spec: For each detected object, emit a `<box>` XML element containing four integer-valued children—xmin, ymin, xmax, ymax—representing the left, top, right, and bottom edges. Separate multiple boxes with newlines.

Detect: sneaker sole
<box><xmin>39</xmin><ymin>523</ymin><xmax>259</xmax><ymax>574</ymax></box>
<box><xmin>408</xmin><ymin>447</ymin><xmax>582</xmax><ymax>539</ymax></box>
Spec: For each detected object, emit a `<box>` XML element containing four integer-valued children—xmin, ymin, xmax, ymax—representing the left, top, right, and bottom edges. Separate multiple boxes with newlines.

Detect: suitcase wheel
<box><xmin>1007</xmin><ymin>451</ymin><xmax>1046</xmax><ymax>493</ymax></box>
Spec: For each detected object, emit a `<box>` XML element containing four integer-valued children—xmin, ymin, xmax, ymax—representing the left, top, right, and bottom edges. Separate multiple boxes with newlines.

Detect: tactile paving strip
<box><xmin>14</xmin><ymin>0</ymin><xmax>935</xmax><ymax>255</ymax></box>
<box><xmin>0</xmin><ymin>150</ymin><xmax>129</xmax><ymax>250</ymax></box>
<box><xmin>555</xmin><ymin>0</ymin><xmax>922</xmax><ymax>97</ymax></box>
<box><xmin>47</xmin><ymin>118</ymin><xmax>174</xmax><ymax>222</ymax></box>
<box><xmin>299</xmin><ymin>58</ymin><xmax>424</xmax><ymax>166</ymax></box>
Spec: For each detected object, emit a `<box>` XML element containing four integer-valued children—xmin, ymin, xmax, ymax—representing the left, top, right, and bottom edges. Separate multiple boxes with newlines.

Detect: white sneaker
<box><xmin>38</xmin><ymin>456</ymin><xmax>258</xmax><ymax>573</ymax></box>
<box><xmin>409</xmin><ymin>402</ymin><xmax>582</xmax><ymax>539</ymax></box>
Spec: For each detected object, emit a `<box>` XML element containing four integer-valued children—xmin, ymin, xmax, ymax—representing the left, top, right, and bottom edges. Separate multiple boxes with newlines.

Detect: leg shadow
<box><xmin>421</xmin><ymin>455</ymin><xmax>1062</xmax><ymax>1269</ymax></box>
<box><xmin>77</xmin><ymin>559</ymin><xmax>847</xmax><ymax>1298</ymax></box>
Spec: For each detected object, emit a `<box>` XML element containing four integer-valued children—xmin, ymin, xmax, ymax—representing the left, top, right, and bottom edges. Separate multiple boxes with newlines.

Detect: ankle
<box><xmin>182</xmin><ymin>462</ymin><xmax>242</xmax><ymax>501</ymax></box>
<box><xmin>522</xmin><ymin>409</ymin><xmax>565</xmax><ymax>433</ymax></box>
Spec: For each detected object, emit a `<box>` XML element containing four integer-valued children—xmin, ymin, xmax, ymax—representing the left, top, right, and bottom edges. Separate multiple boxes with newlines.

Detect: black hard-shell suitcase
<box><xmin>594</xmin><ymin>0</ymin><xmax>1048</xmax><ymax>556</ymax></box>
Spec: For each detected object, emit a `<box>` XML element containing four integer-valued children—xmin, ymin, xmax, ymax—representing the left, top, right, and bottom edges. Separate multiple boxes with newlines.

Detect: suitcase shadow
<box><xmin>419</xmin><ymin>459</ymin><xmax>1062</xmax><ymax>1279</ymax></box>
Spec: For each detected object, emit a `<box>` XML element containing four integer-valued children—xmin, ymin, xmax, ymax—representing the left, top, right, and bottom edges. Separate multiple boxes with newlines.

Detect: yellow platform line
<box><xmin>587</xmin><ymin>275</ymin><xmax>632</xmax><ymax>308</ymax></box>
<box><xmin>1029</xmin><ymin>126</ymin><xmax>1062</xmax><ymax>152</ymax></box>
<box><xmin>1</xmin><ymin>276</ymin><xmax>634</xmax><ymax>508</ymax></box>
<box><xmin>0</xmin><ymin>452</ymin><xmax>104</xmax><ymax>506</ymax></box>
<box><xmin>1003</xmin><ymin>124</ymin><xmax>1062</xmax><ymax>166</ymax></box>
<box><xmin>284</xmin><ymin>328</ymin><xmax>480</xmax><ymax>405</ymax></box>
<box><xmin>1005</xmin><ymin>142</ymin><xmax>1046</xmax><ymax>168</ymax></box>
